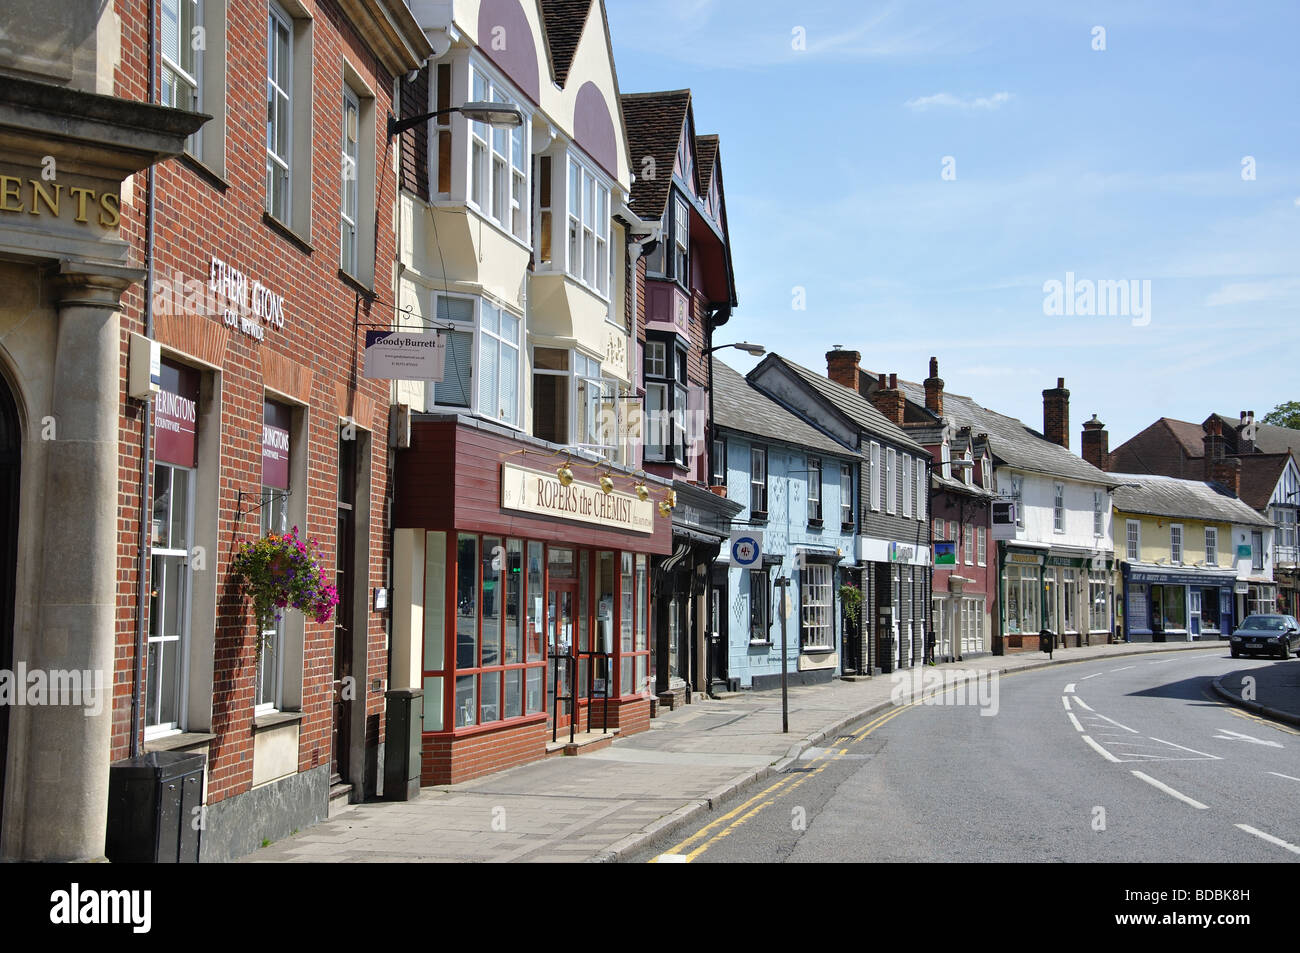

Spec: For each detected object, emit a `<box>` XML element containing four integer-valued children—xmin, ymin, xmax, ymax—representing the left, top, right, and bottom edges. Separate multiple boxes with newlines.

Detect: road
<box><xmin>633</xmin><ymin>649</ymin><xmax>1300</xmax><ymax>863</ymax></box>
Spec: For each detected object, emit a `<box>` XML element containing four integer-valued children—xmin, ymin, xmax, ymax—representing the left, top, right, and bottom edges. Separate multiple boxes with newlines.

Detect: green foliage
<box><xmin>230</xmin><ymin>527</ymin><xmax>338</xmax><ymax>658</ymax></box>
<box><xmin>1262</xmin><ymin>401</ymin><xmax>1300</xmax><ymax>430</ymax></box>
<box><xmin>839</xmin><ymin>583</ymin><xmax>863</xmax><ymax>626</ymax></box>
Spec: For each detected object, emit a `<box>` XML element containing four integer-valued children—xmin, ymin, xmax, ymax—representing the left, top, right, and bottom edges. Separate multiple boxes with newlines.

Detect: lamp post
<box><xmin>386</xmin><ymin>100</ymin><xmax>524</xmax><ymax>142</ymax></box>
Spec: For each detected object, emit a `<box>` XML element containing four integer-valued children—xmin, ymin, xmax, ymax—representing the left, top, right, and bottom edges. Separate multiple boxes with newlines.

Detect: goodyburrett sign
<box><xmin>501</xmin><ymin>463</ymin><xmax>654</xmax><ymax>534</ymax></box>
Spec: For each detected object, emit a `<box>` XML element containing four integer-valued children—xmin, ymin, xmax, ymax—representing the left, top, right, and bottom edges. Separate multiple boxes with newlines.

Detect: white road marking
<box><xmin>1147</xmin><ymin>737</ymin><xmax>1222</xmax><ymax>760</ymax></box>
<box><xmin>1082</xmin><ymin>735</ymin><xmax>1120</xmax><ymax>763</ymax></box>
<box><xmin>1213</xmin><ymin>728</ymin><xmax>1283</xmax><ymax>749</ymax></box>
<box><xmin>1067</xmin><ymin>712</ymin><xmax>1084</xmax><ymax>732</ymax></box>
<box><xmin>1061</xmin><ymin>696</ymin><xmax>1072</xmax><ymax>711</ymax></box>
<box><xmin>1091</xmin><ymin>711</ymin><xmax>1140</xmax><ymax>734</ymax></box>
<box><xmin>1268</xmin><ymin>772</ymin><xmax>1300</xmax><ymax>783</ymax></box>
<box><xmin>655</xmin><ymin>853</ymin><xmax>689</xmax><ymax>863</ymax></box>
<box><xmin>1081</xmin><ymin>673</ymin><xmax>1102</xmax><ymax>680</ymax></box>
<box><xmin>1130</xmin><ymin>771</ymin><xmax>1209</xmax><ymax>809</ymax></box>
<box><xmin>1110</xmin><ymin>666</ymin><xmax>1136</xmax><ymax>673</ymax></box>
<box><xmin>1072</xmin><ymin>697</ymin><xmax>1094</xmax><ymax>712</ymax></box>
<box><xmin>1235</xmin><ymin>824</ymin><xmax>1300</xmax><ymax>856</ymax></box>
<box><xmin>1065</xmin><ymin>683</ymin><xmax>1076</xmax><ymax>694</ymax></box>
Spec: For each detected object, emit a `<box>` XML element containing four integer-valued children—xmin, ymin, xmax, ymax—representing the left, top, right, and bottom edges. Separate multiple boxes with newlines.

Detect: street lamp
<box><xmin>387</xmin><ymin>100</ymin><xmax>525</xmax><ymax>142</ymax></box>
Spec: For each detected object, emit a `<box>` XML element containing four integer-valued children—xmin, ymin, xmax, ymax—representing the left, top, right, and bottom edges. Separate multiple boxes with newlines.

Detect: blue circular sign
<box><xmin>732</xmin><ymin>535</ymin><xmax>761</xmax><ymax>567</ymax></box>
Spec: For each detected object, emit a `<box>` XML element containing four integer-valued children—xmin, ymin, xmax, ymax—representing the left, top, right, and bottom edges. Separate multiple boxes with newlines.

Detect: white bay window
<box><xmin>566</xmin><ymin>154</ymin><xmax>610</xmax><ymax>297</ymax></box>
<box><xmin>468</xmin><ymin>65</ymin><xmax>528</xmax><ymax>240</ymax></box>
<box><xmin>428</xmin><ymin>293</ymin><xmax>521</xmax><ymax>429</ymax></box>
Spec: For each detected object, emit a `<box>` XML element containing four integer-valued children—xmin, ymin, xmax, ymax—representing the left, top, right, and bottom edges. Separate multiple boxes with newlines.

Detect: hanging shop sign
<box><xmin>155</xmin><ymin>360</ymin><xmax>199</xmax><ymax>467</ymax></box>
<box><xmin>363</xmin><ymin>330</ymin><xmax>446</xmax><ymax>380</ymax></box>
<box><xmin>262</xmin><ymin>400</ymin><xmax>291</xmax><ymax>489</ymax></box>
<box><xmin>991</xmin><ymin>500</ymin><xmax>1018</xmax><ymax>540</ymax></box>
<box><xmin>500</xmin><ymin>463</ymin><xmax>654</xmax><ymax>534</ymax></box>
<box><xmin>934</xmin><ymin>541</ymin><xmax>956</xmax><ymax>565</ymax></box>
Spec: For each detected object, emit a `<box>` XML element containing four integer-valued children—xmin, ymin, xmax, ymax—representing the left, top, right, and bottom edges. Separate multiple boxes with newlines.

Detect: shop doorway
<box><xmin>332</xmin><ymin>435</ymin><xmax>357</xmax><ymax>783</ymax></box>
<box><xmin>0</xmin><ymin>372</ymin><xmax>18</xmax><ymax>833</ymax></box>
<box><xmin>546</xmin><ymin>580</ymin><xmax>577</xmax><ymax>733</ymax></box>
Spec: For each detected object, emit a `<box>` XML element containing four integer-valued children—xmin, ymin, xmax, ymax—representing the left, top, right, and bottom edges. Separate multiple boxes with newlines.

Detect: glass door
<box><xmin>546</xmin><ymin>582</ymin><xmax>576</xmax><ymax>731</ymax></box>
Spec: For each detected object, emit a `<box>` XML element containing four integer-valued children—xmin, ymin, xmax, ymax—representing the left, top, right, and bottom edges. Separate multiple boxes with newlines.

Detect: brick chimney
<box><xmin>826</xmin><ymin>347</ymin><xmax>861</xmax><ymax>393</ymax></box>
<box><xmin>923</xmin><ymin>356</ymin><xmax>944</xmax><ymax>416</ymax></box>
<box><xmin>1238</xmin><ymin>410</ymin><xmax>1256</xmax><ymax>453</ymax></box>
<box><xmin>870</xmin><ymin>373</ymin><xmax>905</xmax><ymax>427</ymax></box>
<box><xmin>1081</xmin><ymin>414</ymin><xmax>1109</xmax><ymax>470</ymax></box>
<box><xmin>1042</xmin><ymin>377</ymin><xmax>1070</xmax><ymax>449</ymax></box>
<box><xmin>1201</xmin><ymin>416</ymin><xmax>1239</xmax><ymax>497</ymax></box>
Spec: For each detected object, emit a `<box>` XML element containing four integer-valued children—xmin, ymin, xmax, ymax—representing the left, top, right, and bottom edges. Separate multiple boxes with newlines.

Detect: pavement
<box><xmin>1211</xmin><ymin>656</ymin><xmax>1300</xmax><ymax>727</ymax></box>
<box><xmin>242</xmin><ymin>639</ymin><xmax>1236</xmax><ymax>863</ymax></box>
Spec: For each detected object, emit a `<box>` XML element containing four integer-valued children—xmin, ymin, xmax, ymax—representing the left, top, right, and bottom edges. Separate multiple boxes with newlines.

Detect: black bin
<box><xmin>384</xmin><ymin>688</ymin><xmax>423</xmax><ymax>801</ymax></box>
<box><xmin>106</xmin><ymin>751</ymin><xmax>205</xmax><ymax>863</ymax></box>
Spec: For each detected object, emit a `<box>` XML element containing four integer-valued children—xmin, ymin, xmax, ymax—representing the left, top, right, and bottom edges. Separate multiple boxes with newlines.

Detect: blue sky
<box><xmin>605</xmin><ymin>0</ymin><xmax>1300</xmax><ymax>447</ymax></box>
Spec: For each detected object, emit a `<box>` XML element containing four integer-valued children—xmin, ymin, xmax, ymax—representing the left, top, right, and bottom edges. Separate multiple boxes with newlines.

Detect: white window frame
<box><xmin>1093</xmin><ymin>489</ymin><xmax>1103</xmax><ymax>537</ymax></box>
<box><xmin>161</xmin><ymin>0</ymin><xmax>202</xmax><ymax>147</ymax></box>
<box><xmin>340</xmin><ymin>86</ymin><xmax>360</xmax><ymax>276</ymax></box>
<box><xmin>145</xmin><ymin>463</ymin><xmax>196</xmax><ymax>737</ymax></box>
<box><xmin>265</xmin><ymin>1</ymin><xmax>293</xmax><ymax>224</ymax></box>
<box><xmin>902</xmin><ymin>455</ymin><xmax>912</xmax><ymax>518</ymax></box>
<box><xmin>886</xmin><ymin>448</ymin><xmax>896</xmax><ymax>515</ymax></box>
<box><xmin>751</xmin><ymin>446</ymin><xmax>768</xmax><ymax>515</ymax></box>
<box><xmin>426</xmin><ymin>293</ymin><xmax>522</xmax><ymax>430</ymax></box>
<box><xmin>673</xmin><ymin>195</ymin><xmax>690</xmax><ymax>286</ymax></box>
<box><xmin>566</xmin><ymin>152</ymin><xmax>611</xmax><ymax>298</ymax></box>
<box><xmin>645</xmin><ymin>341</ymin><xmax>667</xmax><ymax>379</ymax></box>
<box><xmin>1012</xmin><ymin>474</ymin><xmax>1025</xmax><ymax>529</ymax></box>
<box><xmin>933</xmin><ymin>517</ymin><xmax>944</xmax><ymax>540</ymax></box>
<box><xmin>1170</xmin><ymin>523</ymin><xmax>1183</xmax><ymax>566</ymax></box>
<box><xmin>840</xmin><ymin>463</ymin><xmax>853</xmax><ymax>526</ymax></box>
<box><xmin>1053</xmin><ymin>482</ymin><xmax>1065</xmax><ymax>533</ymax></box>
<box><xmin>977</xmin><ymin>526</ymin><xmax>987</xmax><ymax>566</ymax></box>
<box><xmin>1126</xmin><ymin>519</ymin><xmax>1141</xmax><ymax>562</ymax></box>
<box><xmin>963</xmin><ymin>523</ymin><xmax>973</xmax><ymax>566</ymax></box>
<box><xmin>800</xmin><ymin>563</ymin><xmax>833</xmax><ymax>650</ymax></box>
<box><xmin>869</xmin><ymin>442</ymin><xmax>881</xmax><ymax>511</ymax></box>
<box><xmin>467</xmin><ymin>63</ymin><xmax>530</xmax><ymax>242</ymax></box>
<box><xmin>916</xmin><ymin>459</ymin><xmax>926</xmax><ymax>521</ymax></box>
<box><xmin>808</xmin><ymin>456</ymin><xmax>822</xmax><ymax>522</ymax></box>
<box><xmin>1205</xmin><ymin>527</ymin><xmax>1217</xmax><ymax>566</ymax></box>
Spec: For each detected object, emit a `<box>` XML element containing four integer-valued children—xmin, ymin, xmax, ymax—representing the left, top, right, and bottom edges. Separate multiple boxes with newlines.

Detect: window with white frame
<box><xmin>933</xmin><ymin>517</ymin><xmax>944</xmax><ymax>540</ymax></box>
<box><xmin>644</xmin><ymin>337</ymin><xmax>688</xmax><ymax>464</ymax></box>
<box><xmin>963</xmin><ymin>523</ymin><xmax>973</xmax><ymax>565</ymax></box>
<box><xmin>940</xmin><ymin>441</ymin><xmax>950</xmax><ymax>480</ymax></box>
<box><xmin>1252</xmin><ymin>531</ymin><xmax>1264</xmax><ymax>571</ymax></box>
<box><xmin>147</xmin><ymin>462</ymin><xmax>195</xmax><ymax>735</ymax></box>
<box><xmin>1011</xmin><ymin>474</ymin><xmax>1024</xmax><ymax>528</ymax></box>
<box><xmin>800</xmin><ymin>563</ymin><xmax>832</xmax><ymax>650</ymax></box>
<box><xmin>902</xmin><ymin>455</ymin><xmax>912</xmax><ymax>517</ymax></box>
<box><xmin>532</xmin><ymin>346</ymin><xmax>570</xmax><ymax>444</ymax></box>
<box><xmin>1170</xmin><ymin>524</ymin><xmax>1183</xmax><ymax>565</ymax></box>
<box><xmin>885</xmin><ymin>448</ymin><xmax>896</xmax><ymax>514</ymax></box>
<box><xmin>567</xmin><ymin>155</ymin><xmax>610</xmax><ymax>296</ymax></box>
<box><xmin>711</xmin><ymin>437</ymin><xmax>726</xmax><ymax>487</ymax></box>
<box><xmin>1205</xmin><ymin>527</ymin><xmax>1218</xmax><ymax>566</ymax></box>
<box><xmin>977</xmin><ymin>526</ymin><xmax>986</xmax><ymax>565</ymax></box>
<box><xmin>428</xmin><ymin>294</ymin><xmax>520</xmax><ymax>428</ymax></box>
<box><xmin>265</xmin><ymin>2</ymin><xmax>293</xmax><ymax>223</ymax></box>
<box><xmin>751</xmin><ymin>446</ymin><xmax>768</xmax><ymax>515</ymax></box>
<box><xmin>1093</xmin><ymin>489</ymin><xmax>1104</xmax><ymax>537</ymax></box>
<box><xmin>1053</xmin><ymin>483</ymin><xmax>1065</xmax><ymax>533</ymax></box>
<box><xmin>962</xmin><ymin>452</ymin><xmax>973</xmax><ymax>486</ymax></box>
<box><xmin>981</xmin><ymin>454</ymin><xmax>991</xmax><ymax>490</ymax></box>
<box><xmin>673</xmin><ymin>196</ymin><xmax>689</xmax><ymax>286</ymax></box>
<box><xmin>1126</xmin><ymin>520</ymin><xmax>1140</xmax><ymax>562</ymax></box>
<box><xmin>808</xmin><ymin>457</ymin><xmax>822</xmax><ymax>523</ymax></box>
<box><xmin>1088</xmin><ymin>571</ymin><xmax>1108</xmax><ymax>631</ymax></box>
<box><xmin>574</xmin><ymin>354</ymin><xmax>620</xmax><ymax>461</ymax></box>
<box><xmin>340</xmin><ymin>87</ymin><xmax>359</xmax><ymax>275</ymax></box>
<box><xmin>840</xmin><ymin>463</ymin><xmax>853</xmax><ymax>526</ymax></box>
<box><xmin>869</xmin><ymin>443</ymin><xmax>881</xmax><ymax>511</ymax></box>
<box><xmin>916</xmin><ymin>458</ymin><xmax>926</xmax><ymax>520</ymax></box>
<box><xmin>161</xmin><ymin>0</ymin><xmax>201</xmax><ymax>130</ymax></box>
<box><xmin>469</xmin><ymin>66</ymin><xmax>529</xmax><ymax>241</ymax></box>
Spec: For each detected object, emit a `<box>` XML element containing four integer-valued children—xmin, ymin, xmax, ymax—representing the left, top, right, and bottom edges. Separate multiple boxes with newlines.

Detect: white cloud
<box><xmin>905</xmin><ymin>91</ymin><xmax>1012</xmax><ymax>111</ymax></box>
<box><xmin>1205</xmin><ymin>277</ymin><xmax>1300</xmax><ymax>307</ymax></box>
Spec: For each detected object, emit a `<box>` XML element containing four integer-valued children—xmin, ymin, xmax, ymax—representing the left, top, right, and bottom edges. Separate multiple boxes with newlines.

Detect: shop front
<box><xmin>1042</xmin><ymin>550</ymin><xmax>1115</xmax><ymax>647</ymax></box>
<box><xmin>1121</xmin><ymin>566</ymin><xmax>1237</xmax><ymax>642</ymax></box>
<box><xmin>858</xmin><ymin>537</ymin><xmax>931</xmax><ymax>671</ymax></box>
<box><xmin>1000</xmin><ymin>547</ymin><xmax>1045</xmax><ymax>649</ymax></box>
<box><xmin>392</xmin><ymin>418</ymin><xmax>672</xmax><ymax>784</ymax></box>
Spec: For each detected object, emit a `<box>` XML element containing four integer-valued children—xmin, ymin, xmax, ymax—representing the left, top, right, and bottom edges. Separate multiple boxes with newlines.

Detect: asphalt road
<box><xmin>633</xmin><ymin>649</ymin><xmax>1300</xmax><ymax>863</ymax></box>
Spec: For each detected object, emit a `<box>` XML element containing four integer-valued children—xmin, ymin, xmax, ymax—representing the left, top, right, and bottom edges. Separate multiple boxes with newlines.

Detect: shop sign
<box><xmin>889</xmin><ymin>542</ymin><xmax>915</xmax><ymax>563</ymax></box>
<box><xmin>1236</xmin><ymin>544</ymin><xmax>1253</xmax><ymax>560</ymax></box>
<box><xmin>991</xmin><ymin>500</ymin><xmax>1017</xmax><ymax>540</ymax></box>
<box><xmin>934</xmin><ymin>541</ymin><xmax>956</xmax><ymax>565</ymax></box>
<box><xmin>1005</xmin><ymin>552</ymin><xmax>1044</xmax><ymax>566</ymax></box>
<box><xmin>0</xmin><ymin>174</ymin><xmax>120</xmax><ymax>227</ymax></box>
<box><xmin>155</xmin><ymin>361</ymin><xmax>199</xmax><ymax>467</ymax></box>
<box><xmin>730</xmin><ymin>532</ymin><xmax>763</xmax><ymax>567</ymax></box>
<box><xmin>1046</xmin><ymin>555</ymin><xmax>1086</xmax><ymax>568</ymax></box>
<box><xmin>210</xmin><ymin>256</ymin><xmax>286</xmax><ymax>341</ymax></box>
<box><xmin>501</xmin><ymin>463</ymin><xmax>654</xmax><ymax>534</ymax></box>
<box><xmin>262</xmin><ymin>401</ymin><xmax>291</xmax><ymax>489</ymax></box>
<box><xmin>363</xmin><ymin>330</ymin><xmax>445</xmax><ymax>380</ymax></box>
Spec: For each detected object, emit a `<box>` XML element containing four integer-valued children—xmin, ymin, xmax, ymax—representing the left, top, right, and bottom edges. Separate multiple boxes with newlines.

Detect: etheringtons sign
<box><xmin>501</xmin><ymin>463</ymin><xmax>654</xmax><ymax>534</ymax></box>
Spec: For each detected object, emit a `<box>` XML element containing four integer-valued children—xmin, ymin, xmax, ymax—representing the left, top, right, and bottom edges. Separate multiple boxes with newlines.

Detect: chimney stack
<box><xmin>1238</xmin><ymin>410</ymin><xmax>1256</xmax><ymax>453</ymax></box>
<box><xmin>1043</xmin><ymin>377</ymin><xmax>1070</xmax><ymax>449</ymax></box>
<box><xmin>924</xmin><ymin>356</ymin><xmax>944</xmax><ymax>416</ymax></box>
<box><xmin>1203</xmin><ymin>416</ymin><xmax>1225</xmax><ymax>478</ymax></box>
<box><xmin>826</xmin><ymin>347</ymin><xmax>861</xmax><ymax>394</ymax></box>
<box><xmin>1081</xmin><ymin>414</ymin><xmax>1109</xmax><ymax>470</ymax></box>
<box><xmin>869</xmin><ymin>372</ymin><xmax>905</xmax><ymax>427</ymax></box>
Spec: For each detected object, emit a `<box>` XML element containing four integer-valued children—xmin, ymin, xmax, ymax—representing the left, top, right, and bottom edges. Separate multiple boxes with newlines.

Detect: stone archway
<box><xmin>0</xmin><ymin>366</ymin><xmax>19</xmax><ymax>834</ymax></box>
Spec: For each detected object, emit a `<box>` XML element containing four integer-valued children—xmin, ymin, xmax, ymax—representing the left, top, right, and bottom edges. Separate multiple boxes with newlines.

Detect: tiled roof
<box><xmin>713</xmin><ymin>361</ymin><xmax>856</xmax><ymax>459</ymax></box>
<box><xmin>897</xmin><ymin>379</ymin><xmax>1119</xmax><ymax>486</ymax></box>
<box><xmin>620</xmin><ymin>89</ymin><xmax>690</xmax><ymax>220</ymax></box>
<box><xmin>695</xmin><ymin>134</ymin><xmax>718</xmax><ymax>193</ymax></box>
<box><xmin>539</xmin><ymin>0</ymin><xmax>592</xmax><ymax>87</ymax></box>
<box><xmin>1109</xmin><ymin>473</ymin><xmax>1272</xmax><ymax>527</ymax></box>
<box><xmin>1212</xmin><ymin>413</ymin><xmax>1300</xmax><ymax>456</ymax></box>
<box><xmin>1236</xmin><ymin>453</ymin><xmax>1292</xmax><ymax>512</ymax></box>
<box><xmin>1160</xmin><ymin>417</ymin><xmax>1208</xmax><ymax>457</ymax></box>
<box><xmin>767</xmin><ymin>356</ymin><xmax>925</xmax><ymax>453</ymax></box>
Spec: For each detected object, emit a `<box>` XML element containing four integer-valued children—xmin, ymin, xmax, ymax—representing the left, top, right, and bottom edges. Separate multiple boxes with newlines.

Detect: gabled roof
<box><xmin>713</xmin><ymin>362</ymin><xmax>855</xmax><ymax>459</ymax></box>
<box><xmin>1157</xmin><ymin>417</ymin><xmax>1209</xmax><ymax>458</ymax></box>
<box><xmin>695</xmin><ymin>134</ymin><xmax>718</xmax><ymax>193</ymax></box>
<box><xmin>620</xmin><ymin>89</ymin><xmax>691</xmax><ymax>220</ymax></box>
<box><xmin>1211</xmin><ymin>413</ymin><xmax>1300</xmax><ymax>456</ymax></box>
<box><xmin>1109</xmin><ymin>473</ymin><xmax>1272</xmax><ymax>528</ymax></box>
<box><xmin>539</xmin><ymin>0</ymin><xmax>592</xmax><ymax>87</ymax></box>
<box><xmin>896</xmin><ymin>379</ymin><xmax>1119</xmax><ymax>486</ymax></box>
<box><xmin>758</xmin><ymin>355</ymin><xmax>925</xmax><ymax>453</ymax></box>
<box><xmin>1237</xmin><ymin>453</ymin><xmax>1294</xmax><ymax>511</ymax></box>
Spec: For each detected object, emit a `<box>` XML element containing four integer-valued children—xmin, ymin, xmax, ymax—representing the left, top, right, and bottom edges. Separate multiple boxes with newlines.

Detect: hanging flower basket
<box><xmin>230</xmin><ymin>527</ymin><xmax>338</xmax><ymax>660</ymax></box>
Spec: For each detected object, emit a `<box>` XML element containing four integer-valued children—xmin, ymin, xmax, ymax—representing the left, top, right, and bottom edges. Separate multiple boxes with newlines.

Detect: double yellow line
<box><xmin>651</xmin><ymin>703</ymin><xmax>916</xmax><ymax>863</ymax></box>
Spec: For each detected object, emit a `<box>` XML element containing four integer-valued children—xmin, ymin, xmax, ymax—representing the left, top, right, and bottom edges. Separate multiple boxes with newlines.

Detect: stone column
<box><xmin>17</xmin><ymin>261</ymin><xmax>136</xmax><ymax>861</ymax></box>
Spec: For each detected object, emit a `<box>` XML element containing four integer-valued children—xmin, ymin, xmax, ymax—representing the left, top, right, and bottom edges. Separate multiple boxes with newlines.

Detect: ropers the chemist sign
<box><xmin>501</xmin><ymin>463</ymin><xmax>654</xmax><ymax>534</ymax></box>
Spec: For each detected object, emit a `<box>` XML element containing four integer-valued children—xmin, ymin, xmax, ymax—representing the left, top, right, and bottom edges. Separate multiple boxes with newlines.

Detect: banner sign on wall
<box><xmin>262</xmin><ymin>400</ymin><xmax>291</xmax><ymax>489</ymax></box>
<box><xmin>501</xmin><ymin>463</ymin><xmax>654</xmax><ymax>534</ymax></box>
<box><xmin>363</xmin><ymin>330</ymin><xmax>445</xmax><ymax>381</ymax></box>
<box><xmin>155</xmin><ymin>360</ymin><xmax>199</xmax><ymax>467</ymax></box>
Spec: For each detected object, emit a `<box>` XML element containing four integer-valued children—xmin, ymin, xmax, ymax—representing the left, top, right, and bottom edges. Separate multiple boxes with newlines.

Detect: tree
<box><xmin>1262</xmin><ymin>402</ymin><xmax>1300</xmax><ymax>430</ymax></box>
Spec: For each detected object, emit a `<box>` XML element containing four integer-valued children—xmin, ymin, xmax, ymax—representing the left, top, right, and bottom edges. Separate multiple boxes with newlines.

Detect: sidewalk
<box><xmin>242</xmin><ymin>640</ymin><xmax>1220</xmax><ymax>863</ymax></box>
<box><xmin>1211</xmin><ymin>659</ymin><xmax>1300</xmax><ymax>728</ymax></box>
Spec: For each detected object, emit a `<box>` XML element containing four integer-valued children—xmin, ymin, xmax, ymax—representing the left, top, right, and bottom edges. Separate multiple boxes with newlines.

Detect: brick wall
<box><xmin>112</xmin><ymin>0</ymin><xmax>395</xmax><ymax>804</ymax></box>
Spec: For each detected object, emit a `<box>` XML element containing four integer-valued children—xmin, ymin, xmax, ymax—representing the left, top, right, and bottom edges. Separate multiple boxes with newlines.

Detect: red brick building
<box><xmin>109</xmin><ymin>0</ymin><xmax>429</xmax><ymax>860</ymax></box>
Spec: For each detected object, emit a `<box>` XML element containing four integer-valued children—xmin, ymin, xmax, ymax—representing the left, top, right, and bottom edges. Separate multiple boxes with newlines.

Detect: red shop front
<box><xmin>391</xmin><ymin>417</ymin><xmax>673</xmax><ymax>785</ymax></box>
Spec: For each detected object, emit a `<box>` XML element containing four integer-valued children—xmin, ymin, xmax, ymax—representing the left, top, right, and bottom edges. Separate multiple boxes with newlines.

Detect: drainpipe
<box><xmin>131</xmin><ymin>0</ymin><xmax>160</xmax><ymax>757</ymax></box>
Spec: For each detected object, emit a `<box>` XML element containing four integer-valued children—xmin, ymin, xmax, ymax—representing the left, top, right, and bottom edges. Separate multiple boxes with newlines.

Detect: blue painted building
<box><xmin>711</xmin><ymin>362</ymin><xmax>860</xmax><ymax>688</ymax></box>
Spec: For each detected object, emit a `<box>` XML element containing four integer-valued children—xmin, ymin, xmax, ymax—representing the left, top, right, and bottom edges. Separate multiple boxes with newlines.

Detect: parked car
<box><xmin>1229</xmin><ymin>614</ymin><xmax>1300</xmax><ymax>659</ymax></box>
